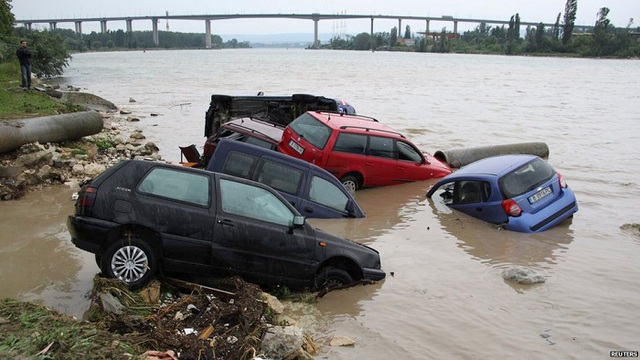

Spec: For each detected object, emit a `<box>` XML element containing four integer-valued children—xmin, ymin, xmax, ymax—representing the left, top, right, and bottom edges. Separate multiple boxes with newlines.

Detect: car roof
<box><xmin>445</xmin><ymin>154</ymin><xmax>539</xmax><ymax>178</ymax></box>
<box><xmin>306</xmin><ymin>111</ymin><xmax>405</xmax><ymax>138</ymax></box>
<box><xmin>212</xmin><ymin>139</ymin><xmax>336</xmax><ymax>175</ymax></box>
<box><xmin>223</xmin><ymin>117</ymin><xmax>284</xmax><ymax>141</ymax></box>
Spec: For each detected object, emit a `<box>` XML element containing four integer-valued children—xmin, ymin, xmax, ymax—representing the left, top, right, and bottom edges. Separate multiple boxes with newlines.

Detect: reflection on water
<box><xmin>0</xmin><ymin>186</ymin><xmax>96</xmax><ymax>318</ymax></box>
<box><xmin>309</xmin><ymin>180</ymin><xmax>437</xmax><ymax>243</ymax></box>
<box><xmin>426</xmin><ymin>196</ymin><xmax>575</xmax><ymax>269</ymax></box>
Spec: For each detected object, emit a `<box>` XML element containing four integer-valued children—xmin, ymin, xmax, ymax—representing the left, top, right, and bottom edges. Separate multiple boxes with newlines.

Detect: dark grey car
<box><xmin>67</xmin><ymin>160</ymin><xmax>384</xmax><ymax>290</ymax></box>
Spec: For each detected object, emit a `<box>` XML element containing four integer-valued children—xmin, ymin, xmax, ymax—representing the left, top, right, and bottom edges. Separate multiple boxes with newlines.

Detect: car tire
<box><xmin>95</xmin><ymin>254</ymin><xmax>102</xmax><ymax>268</ymax></box>
<box><xmin>101</xmin><ymin>236</ymin><xmax>157</xmax><ymax>290</ymax></box>
<box><xmin>313</xmin><ymin>266</ymin><xmax>354</xmax><ymax>291</ymax></box>
<box><xmin>340</xmin><ymin>175</ymin><xmax>359</xmax><ymax>196</ymax></box>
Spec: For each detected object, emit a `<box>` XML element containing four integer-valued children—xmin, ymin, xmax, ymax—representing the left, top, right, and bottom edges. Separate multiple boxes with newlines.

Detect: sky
<box><xmin>11</xmin><ymin>0</ymin><xmax>639</xmax><ymax>37</ymax></box>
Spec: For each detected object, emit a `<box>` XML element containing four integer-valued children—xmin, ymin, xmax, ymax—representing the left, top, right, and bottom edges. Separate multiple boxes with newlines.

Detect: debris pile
<box><xmin>0</xmin><ymin>275</ymin><xmax>320</xmax><ymax>359</ymax></box>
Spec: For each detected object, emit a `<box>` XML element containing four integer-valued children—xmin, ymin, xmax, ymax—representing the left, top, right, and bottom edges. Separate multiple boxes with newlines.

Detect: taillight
<box><xmin>558</xmin><ymin>173</ymin><xmax>567</xmax><ymax>188</ymax></box>
<box><xmin>77</xmin><ymin>186</ymin><xmax>97</xmax><ymax>208</ymax></box>
<box><xmin>501</xmin><ymin>199</ymin><xmax>522</xmax><ymax>217</ymax></box>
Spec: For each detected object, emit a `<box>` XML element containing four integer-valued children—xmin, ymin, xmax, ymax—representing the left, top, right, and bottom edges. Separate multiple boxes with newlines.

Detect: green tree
<box><xmin>562</xmin><ymin>0</ymin><xmax>578</xmax><ymax>45</ymax></box>
<box><xmin>352</xmin><ymin>32</ymin><xmax>371</xmax><ymax>50</ymax></box>
<box><xmin>592</xmin><ymin>7</ymin><xmax>612</xmax><ymax>55</ymax></box>
<box><xmin>11</xmin><ymin>28</ymin><xmax>71</xmax><ymax>76</ymax></box>
<box><xmin>404</xmin><ymin>25</ymin><xmax>411</xmax><ymax>39</ymax></box>
<box><xmin>390</xmin><ymin>26</ymin><xmax>398</xmax><ymax>46</ymax></box>
<box><xmin>553</xmin><ymin>13</ymin><xmax>561</xmax><ymax>41</ymax></box>
<box><xmin>0</xmin><ymin>0</ymin><xmax>14</xmax><ymax>40</ymax></box>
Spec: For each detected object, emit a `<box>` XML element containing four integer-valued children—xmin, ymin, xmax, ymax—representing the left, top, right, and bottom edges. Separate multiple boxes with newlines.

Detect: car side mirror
<box><xmin>293</xmin><ymin>215</ymin><xmax>305</xmax><ymax>227</ymax></box>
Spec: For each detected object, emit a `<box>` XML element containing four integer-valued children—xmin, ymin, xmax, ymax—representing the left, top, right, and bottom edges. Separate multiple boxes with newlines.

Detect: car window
<box><xmin>256</xmin><ymin>160</ymin><xmax>302</xmax><ymax>195</ymax></box>
<box><xmin>219</xmin><ymin>179</ymin><xmax>294</xmax><ymax>226</ymax></box>
<box><xmin>500</xmin><ymin>158</ymin><xmax>555</xmax><ymax>198</ymax></box>
<box><xmin>397</xmin><ymin>141</ymin><xmax>423</xmax><ymax>163</ymax></box>
<box><xmin>333</xmin><ymin>133</ymin><xmax>366</xmax><ymax>154</ymax></box>
<box><xmin>219</xmin><ymin>129</ymin><xmax>247</xmax><ymax>142</ymax></box>
<box><xmin>222</xmin><ymin>151</ymin><xmax>259</xmax><ymax>178</ymax></box>
<box><xmin>368</xmin><ymin>136</ymin><xmax>394</xmax><ymax>159</ymax></box>
<box><xmin>309</xmin><ymin>175</ymin><xmax>349</xmax><ymax>212</ymax></box>
<box><xmin>288</xmin><ymin>113</ymin><xmax>332</xmax><ymax>149</ymax></box>
<box><xmin>138</xmin><ymin>167</ymin><xmax>210</xmax><ymax>206</ymax></box>
<box><xmin>245</xmin><ymin>136</ymin><xmax>274</xmax><ymax>149</ymax></box>
<box><xmin>458</xmin><ymin>180</ymin><xmax>483</xmax><ymax>204</ymax></box>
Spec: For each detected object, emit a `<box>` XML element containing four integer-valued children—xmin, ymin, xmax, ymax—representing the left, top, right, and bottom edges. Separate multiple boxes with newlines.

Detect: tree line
<box><xmin>1</xmin><ymin>0</ymin><xmax>638</xmax><ymax>79</ymax></box>
<box><xmin>0</xmin><ymin>0</ymin><xmax>250</xmax><ymax>77</ymax></box>
<box><xmin>323</xmin><ymin>1</ymin><xmax>639</xmax><ymax>58</ymax></box>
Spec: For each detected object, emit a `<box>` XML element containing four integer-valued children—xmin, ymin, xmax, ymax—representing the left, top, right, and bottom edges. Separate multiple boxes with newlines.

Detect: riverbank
<box><xmin>0</xmin><ymin>87</ymin><xmax>326</xmax><ymax>359</ymax></box>
<box><xmin>0</xmin><ymin>108</ymin><xmax>163</xmax><ymax>201</ymax></box>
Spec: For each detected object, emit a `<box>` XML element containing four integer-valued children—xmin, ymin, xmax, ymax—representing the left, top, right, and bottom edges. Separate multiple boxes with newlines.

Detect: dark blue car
<box><xmin>206</xmin><ymin>139</ymin><xmax>366</xmax><ymax>219</ymax></box>
<box><xmin>426</xmin><ymin>155</ymin><xmax>578</xmax><ymax>233</ymax></box>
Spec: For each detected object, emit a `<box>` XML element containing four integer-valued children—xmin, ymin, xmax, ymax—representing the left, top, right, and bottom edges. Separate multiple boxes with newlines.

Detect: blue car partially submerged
<box><xmin>426</xmin><ymin>155</ymin><xmax>578</xmax><ymax>233</ymax></box>
<box><xmin>207</xmin><ymin>139</ymin><xmax>366</xmax><ymax>219</ymax></box>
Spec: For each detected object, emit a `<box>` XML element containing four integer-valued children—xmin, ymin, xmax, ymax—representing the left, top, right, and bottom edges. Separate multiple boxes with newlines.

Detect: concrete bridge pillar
<box><xmin>25</xmin><ymin>23</ymin><xmax>32</xmax><ymax>30</ymax></box>
<box><xmin>398</xmin><ymin>19</ymin><xmax>402</xmax><ymax>38</ymax></box>
<box><xmin>74</xmin><ymin>21</ymin><xmax>82</xmax><ymax>37</ymax></box>
<box><xmin>152</xmin><ymin>18</ymin><xmax>159</xmax><ymax>46</ymax></box>
<box><xmin>49</xmin><ymin>22</ymin><xmax>57</xmax><ymax>30</ymax></box>
<box><xmin>370</xmin><ymin>17</ymin><xmax>374</xmax><ymax>37</ymax></box>
<box><xmin>205</xmin><ymin>20</ymin><xmax>212</xmax><ymax>48</ymax></box>
<box><xmin>126</xmin><ymin>19</ymin><xmax>133</xmax><ymax>48</ymax></box>
<box><xmin>313</xmin><ymin>19</ymin><xmax>319</xmax><ymax>48</ymax></box>
<box><xmin>425</xmin><ymin>19</ymin><xmax>430</xmax><ymax>33</ymax></box>
<box><xmin>454</xmin><ymin>21</ymin><xmax>458</xmax><ymax>36</ymax></box>
<box><xmin>100</xmin><ymin>20</ymin><xmax>108</xmax><ymax>33</ymax></box>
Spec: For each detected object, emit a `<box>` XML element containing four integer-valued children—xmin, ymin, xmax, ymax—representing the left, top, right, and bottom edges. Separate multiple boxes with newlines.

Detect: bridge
<box><xmin>14</xmin><ymin>13</ymin><xmax>593</xmax><ymax>48</ymax></box>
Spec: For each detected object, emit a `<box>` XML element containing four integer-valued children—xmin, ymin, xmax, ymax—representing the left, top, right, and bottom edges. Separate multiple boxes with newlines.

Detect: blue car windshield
<box><xmin>288</xmin><ymin>113</ymin><xmax>332</xmax><ymax>149</ymax></box>
<box><xmin>499</xmin><ymin>158</ymin><xmax>556</xmax><ymax>198</ymax></box>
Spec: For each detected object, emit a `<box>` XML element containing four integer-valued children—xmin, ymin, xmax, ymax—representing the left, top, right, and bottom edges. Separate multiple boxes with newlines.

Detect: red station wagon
<box><xmin>278</xmin><ymin>111</ymin><xmax>452</xmax><ymax>193</ymax></box>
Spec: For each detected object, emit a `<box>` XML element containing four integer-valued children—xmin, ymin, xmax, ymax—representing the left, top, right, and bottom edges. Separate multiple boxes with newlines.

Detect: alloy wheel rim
<box><xmin>343</xmin><ymin>181</ymin><xmax>356</xmax><ymax>196</ymax></box>
<box><xmin>111</xmin><ymin>245</ymin><xmax>148</xmax><ymax>283</ymax></box>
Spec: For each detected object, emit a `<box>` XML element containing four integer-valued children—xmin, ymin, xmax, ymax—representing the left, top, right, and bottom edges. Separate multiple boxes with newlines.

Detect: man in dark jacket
<box><xmin>16</xmin><ymin>40</ymin><xmax>32</xmax><ymax>90</ymax></box>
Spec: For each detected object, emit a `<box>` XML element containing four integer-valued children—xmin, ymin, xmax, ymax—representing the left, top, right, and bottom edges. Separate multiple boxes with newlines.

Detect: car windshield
<box><xmin>499</xmin><ymin>158</ymin><xmax>556</xmax><ymax>198</ymax></box>
<box><xmin>288</xmin><ymin>113</ymin><xmax>332</xmax><ymax>149</ymax></box>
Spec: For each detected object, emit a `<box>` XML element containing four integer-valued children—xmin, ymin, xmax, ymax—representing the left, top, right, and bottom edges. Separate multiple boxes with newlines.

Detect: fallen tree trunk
<box><xmin>0</xmin><ymin>111</ymin><xmax>104</xmax><ymax>154</ymax></box>
<box><xmin>433</xmin><ymin>142</ymin><xmax>550</xmax><ymax>169</ymax></box>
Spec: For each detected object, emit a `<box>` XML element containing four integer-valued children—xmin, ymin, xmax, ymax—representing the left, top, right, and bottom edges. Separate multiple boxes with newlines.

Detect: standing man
<box><xmin>16</xmin><ymin>40</ymin><xmax>32</xmax><ymax>90</ymax></box>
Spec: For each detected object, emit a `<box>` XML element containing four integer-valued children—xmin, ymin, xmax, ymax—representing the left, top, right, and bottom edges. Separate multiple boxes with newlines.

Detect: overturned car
<box><xmin>204</xmin><ymin>93</ymin><xmax>355</xmax><ymax>137</ymax></box>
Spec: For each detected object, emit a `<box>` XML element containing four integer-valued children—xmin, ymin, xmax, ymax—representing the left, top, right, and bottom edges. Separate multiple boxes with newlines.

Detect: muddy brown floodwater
<box><xmin>1</xmin><ymin>49</ymin><xmax>639</xmax><ymax>359</ymax></box>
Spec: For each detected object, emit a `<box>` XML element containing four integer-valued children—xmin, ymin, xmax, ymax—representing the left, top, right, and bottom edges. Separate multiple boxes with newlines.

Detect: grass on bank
<box><xmin>0</xmin><ymin>62</ymin><xmax>76</xmax><ymax>120</ymax></box>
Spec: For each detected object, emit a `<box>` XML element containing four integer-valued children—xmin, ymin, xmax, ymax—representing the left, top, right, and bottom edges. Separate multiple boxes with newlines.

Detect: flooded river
<box><xmin>1</xmin><ymin>49</ymin><xmax>639</xmax><ymax>359</ymax></box>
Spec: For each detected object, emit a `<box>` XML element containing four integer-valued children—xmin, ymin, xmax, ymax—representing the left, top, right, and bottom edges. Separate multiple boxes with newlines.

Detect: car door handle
<box><xmin>304</xmin><ymin>207</ymin><xmax>314</xmax><ymax>213</ymax></box>
<box><xmin>217</xmin><ymin>219</ymin><xmax>234</xmax><ymax>227</ymax></box>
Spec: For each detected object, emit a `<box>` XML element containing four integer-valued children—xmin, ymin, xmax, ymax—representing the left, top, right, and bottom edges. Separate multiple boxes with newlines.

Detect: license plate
<box><xmin>288</xmin><ymin>140</ymin><xmax>304</xmax><ymax>155</ymax></box>
<box><xmin>528</xmin><ymin>186</ymin><xmax>552</xmax><ymax>204</ymax></box>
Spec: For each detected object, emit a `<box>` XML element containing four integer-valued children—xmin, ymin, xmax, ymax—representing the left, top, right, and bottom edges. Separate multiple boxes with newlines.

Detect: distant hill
<box><xmin>219</xmin><ymin>33</ymin><xmax>347</xmax><ymax>48</ymax></box>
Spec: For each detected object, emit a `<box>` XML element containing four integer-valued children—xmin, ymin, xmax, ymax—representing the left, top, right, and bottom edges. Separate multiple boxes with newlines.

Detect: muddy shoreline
<box><xmin>0</xmin><ymin>91</ymin><xmax>328</xmax><ymax>359</ymax></box>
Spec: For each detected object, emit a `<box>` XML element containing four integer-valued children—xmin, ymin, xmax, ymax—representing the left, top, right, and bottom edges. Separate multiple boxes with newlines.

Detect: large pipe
<box><xmin>0</xmin><ymin>111</ymin><xmax>104</xmax><ymax>154</ymax></box>
<box><xmin>433</xmin><ymin>142</ymin><xmax>550</xmax><ymax>169</ymax></box>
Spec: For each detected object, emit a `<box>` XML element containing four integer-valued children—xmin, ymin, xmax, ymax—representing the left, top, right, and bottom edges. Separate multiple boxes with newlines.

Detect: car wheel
<box><xmin>340</xmin><ymin>175</ymin><xmax>359</xmax><ymax>196</ymax></box>
<box><xmin>101</xmin><ymin>236</ymin><xmax>157</xmax><ymax>290</ymax></box>
<box><xmin>313</xmin><ymin>267</ymin><xmax>354</xmax><ymax>291</ymax></box>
